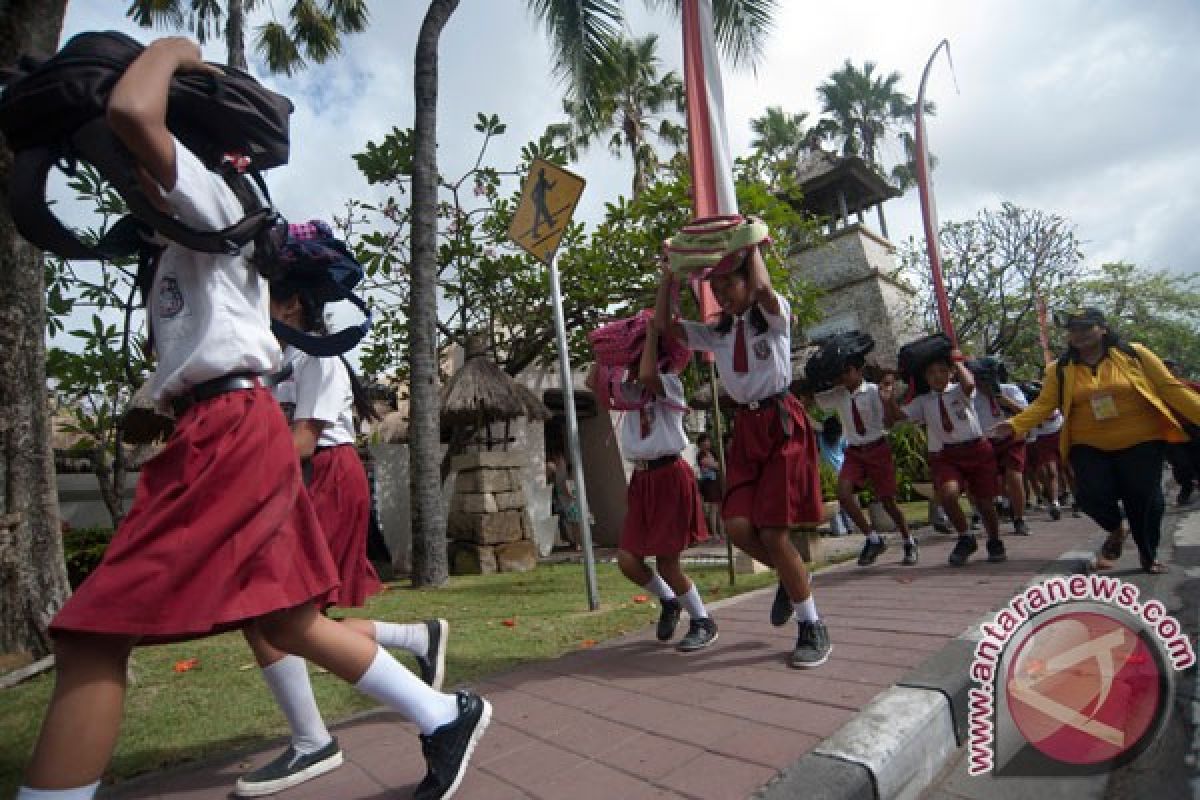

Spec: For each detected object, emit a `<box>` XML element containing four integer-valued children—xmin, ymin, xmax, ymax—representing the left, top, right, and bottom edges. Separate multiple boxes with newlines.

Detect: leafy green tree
<box><xmin>747</xmin><ymin>105</ymin><xmax>820</xmax><ymax>189</ymax></box>
<box><xmin>125</xmin><ymin>0</ymin><xmax>368</xmax><ymax>74</ymax></box>
<box><xmin>548</xmin><ymin>34</ymin><xmax>686</xmax><ymax>198</ymax></box>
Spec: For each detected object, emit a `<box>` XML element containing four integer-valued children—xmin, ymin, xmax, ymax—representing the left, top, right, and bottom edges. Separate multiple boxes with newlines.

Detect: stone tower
<box><xmin>789</xmin><ymin>150</ymin><xmax>921</xmax><ymax>368</ymax></box>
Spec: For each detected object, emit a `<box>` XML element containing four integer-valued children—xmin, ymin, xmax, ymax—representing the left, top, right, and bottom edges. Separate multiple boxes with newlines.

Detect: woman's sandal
<box><xmin>1100</xmin><ymin>529</ymin><xmax>1125</xmax><ymax>562</ymax></box>
<box><xmin>1141</xmin><ymin>559</ymin><xmax>1169</xmax><ymax>575</ymax></box>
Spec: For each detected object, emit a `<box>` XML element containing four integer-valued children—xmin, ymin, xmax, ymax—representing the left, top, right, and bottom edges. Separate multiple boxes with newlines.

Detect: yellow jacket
<box><xmin>1009</xmin><ymin>343</ymin><xmax>1200</xmax><ymax>460</ymax></box>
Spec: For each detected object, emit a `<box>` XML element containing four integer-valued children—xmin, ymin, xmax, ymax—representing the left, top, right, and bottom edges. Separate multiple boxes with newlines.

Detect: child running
<box><xmin>18</xmin><ymin>38</ymin><xmax>487</xmax><ymax>800</ymax></box>
<box><xmin>814</xmin><ymin>360</ymin><xmax>918</xmax><ymax>566</ymax></box>
<box><xmin>968</xmin><ymin>359</ymin><xmax>1032</xmax><ymax>536</ymax></box>
<box><xmin>233</xmin><ymin>223</ymin><xmax>452</xmax><ymax>797</ymax></box>
<box><xmin>660</xmin><ymin>215</ymin><xmax>831</xmax><ymax>668</ymax></box>
<box><xmin>884</xmin><ymin>341</ymin><xmax>1006</xmax><ymax>566</ymax></box>
<box><xmin>587</xmin><ymin>311</ymin><xmax>717</xmax><ymax>651</ymax></box>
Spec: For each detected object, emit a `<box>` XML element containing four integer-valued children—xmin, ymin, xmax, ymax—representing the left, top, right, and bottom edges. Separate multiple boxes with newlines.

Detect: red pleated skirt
<box><xmin>308</xmin><ymin>445</ymin><xmax>381</xmax><ymax>608</ymax></box>
<box><xmin>51</xmin><ymin>387</ymin><xmax>339</xmax><ymax>644</ymax></box>
<box><xmin>619</xmin><ymin>456</ymin><xmax>709</xmax><ymax>556</ymax></box>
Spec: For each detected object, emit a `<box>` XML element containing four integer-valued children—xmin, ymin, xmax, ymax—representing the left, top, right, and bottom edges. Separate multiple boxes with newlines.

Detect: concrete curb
<box><xmin>757</xmin><ymin>545</ymin><xmax>1095</xmax><ymax>800</ymax></box>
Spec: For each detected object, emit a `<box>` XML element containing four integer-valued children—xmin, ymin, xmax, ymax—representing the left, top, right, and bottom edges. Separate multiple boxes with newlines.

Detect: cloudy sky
<box><xmin>61</xmin><ymin>0</ymin><xmax>1200</xmax><ymax>278</ymax></box>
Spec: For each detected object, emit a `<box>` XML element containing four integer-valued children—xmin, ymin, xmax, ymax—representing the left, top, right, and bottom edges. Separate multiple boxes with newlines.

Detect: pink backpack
<box><xmin>588</xmin><ymin>311</ymin><xmax>691</xmax><ymax>413</ymax></box>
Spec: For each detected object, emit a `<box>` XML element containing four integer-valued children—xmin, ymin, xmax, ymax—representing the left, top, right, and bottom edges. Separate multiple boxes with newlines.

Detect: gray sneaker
<box><xmin>656</xmin><ymin>598</ymin><xmax>682</xmax><ymax>641</ymax></box>
<box><xmin>415</xmin><ymin>691</ymin><xmax>492</xmax><ymax>800</ymax></box>
<box><xmin>1012</xmin><ymin>519</ymin><xmax>1031</xmax><ymax>536</ymax></box>
<box><xmin>234</xmin><ymin>738</ymin><xmax>343</xmax><ymax>797</ymax></box>
<box><xmin>677</xmin><ymin>618</ymin><xmax>719</xmax><ymax>652</ymax></box>
<box><xmin>415</xmin><ymin>618</ymin><xmax>449</xmax><ymax>691</ymax></box>
<box><xmin>790</xmin><ymin>620</ymin><xmax>832</xmax><ymax>668</ymax></box>
<box><xmin>769</xmin><ymin>583</ymin><xmax>793</xmax><ymax>627</ymax></box>
<box><xmin>902</xmin><ymin>538</ymin><xmax>919</xmax><ymax>566</ymax></box>
<box><xmin>857</xmin><ymin>537</ymin><xmax>888</xmax><ymax>566</ymax></box>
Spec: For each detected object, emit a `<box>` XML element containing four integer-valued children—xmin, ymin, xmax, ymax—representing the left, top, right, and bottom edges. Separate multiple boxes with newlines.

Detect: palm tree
<box><xmin>748</xmin><ymin>105</ymin><xmax>821</xmax><ymax>188</ymax></box>
<box><xmin>550</xmin><ymin>34</ymin><xmax>686</xmax><ymax>198</ymax></box>
<box><xmin>1</xmin><ymin>0</ymin><xmax>73</xmax><ymax>658</ymax></box>
<box><xmin>125</xmin><ymin>0</ymin><xmax>368</xmax><ymax>74</ymax></box>
<box><xmin>815</xmin><ymin>59</ymin><xmax>917</xmax><ymax>171</ymax></box>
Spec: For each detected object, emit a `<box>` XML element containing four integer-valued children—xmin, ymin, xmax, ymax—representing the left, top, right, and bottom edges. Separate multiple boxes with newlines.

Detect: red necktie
<box><xmin>938</xmin><ymin>393</ymin><xmax>954</xmax><ymax>433</ymax></box>
<box><xmin>639</xmin><ymin>407</ymin><xmax>651</xmax><ymax>438</ymax></box>
<box><xmin>851</xmin><ymin>395</ymin><xmax>867</xmax><ymax>436</ymax></box>
<box><xmin>733</xmin><ymin>317</ymin><xmax>748</xmax><ymax>373</ymax></box>
<box><xmin>989</xmin><ymin>395</ymin><xmax>1001</xmax><ymax>417</ymax></box>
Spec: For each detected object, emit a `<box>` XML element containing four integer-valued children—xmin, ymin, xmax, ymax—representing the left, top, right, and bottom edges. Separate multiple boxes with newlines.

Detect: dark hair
<box><xmin>820</xmin><ymin>414</ymin><xmax>843</xmax><ymax>446</ymax></box>
<box><xmin>1061</xmin><ymin>324</ymin><xmax>1122</xmax><ymax>364</ymax></box>
<box><xmin>844</xmin><ymin>354</ymin><xmax>866</xmax><ymax>371</ymax></box>
<box><xmin>273</xmin><ymin>281</ymin><xmax>379</xmax><ymax>422</ymax></box>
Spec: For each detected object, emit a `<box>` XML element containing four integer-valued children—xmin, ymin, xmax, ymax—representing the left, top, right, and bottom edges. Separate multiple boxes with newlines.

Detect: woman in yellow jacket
<box><xmin>992</xmin><ymin>308</ymin><xmax>1200</xmax><ymax>574</ymax></box>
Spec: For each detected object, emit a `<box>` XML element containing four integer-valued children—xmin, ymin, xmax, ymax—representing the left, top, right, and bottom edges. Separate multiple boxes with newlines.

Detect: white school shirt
<box><xmin>681</xmin><ymin>294</ymin><xmax>792</xmax><ymax>404</ymax></box>
<box><xmin>147</xmin><ymin>138</ymin><xmax>281</xmax><ymax>404</ymax></box>
<box><xmin>273</xmin><ymin>346</ymin><xmax>356</xmax><ymax>448</ymax></box>
<box><xmin>972</xmin><ymin>383</ymin><xmax>1029</xmax><ymax>440</ymax></box>
<box><xmin>902</xmin><ymin>383</ymin><xmax>983</xmax><ymax>452</ymax></box>
<box><xmin>1036</xmin><ymin>409</ymin><xmax>1064</xmax><ymax>437</ymax></box>
<box><xmin>815</xmin><ymin>382</ymin><xmax>886</xmax><ymax>446</ymax></box>
<box><xmin>617</xmin><ymin>373</ymin><xmax>688</xmax><ymax>461</ymax></box>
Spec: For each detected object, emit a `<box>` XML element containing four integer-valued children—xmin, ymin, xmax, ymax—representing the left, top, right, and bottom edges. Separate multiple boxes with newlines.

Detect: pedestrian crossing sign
<box><xmin>508</xmin><ymin>158</ymin><xmax>586</xmax><ymax>264</ymax></box>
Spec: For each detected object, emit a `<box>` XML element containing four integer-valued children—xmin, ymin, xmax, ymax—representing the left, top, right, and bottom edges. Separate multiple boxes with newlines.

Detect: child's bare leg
<box><xmin>836</xmin><ymin>479</ymin><xmax>870</xmax><ymax>534</ymax></box>
<box><xmin>25</xmin><ymin>633</ymin><xmax>136</xmax><ymax>789</ymax></box>
<box><xmin>974</xmin><ymin>496</ymin><xmax>1002</xmax><ymax>539</ymax></box>
<box><xmin>761</xmin><ymin>527</ymin><xmax>813</xmax><ymax>602</ymax></box>
<box><xmin>881</xmin><ymin>496</ymin><xmax>912</xmax><ymax>539</ymax></box>
<box><xmin>616</xmin><ymin>549</ymin><xmax>653</xmax><ymax>586</ymax></box>
<box><xmin>725</xmin><ymin>517</ymin><xmax>775</xmax><ymax>567</ymax></box>
<box><xmin>655</xmin><ymin>553</ymin><xmax>691</xmax><ymax>596</ymax></box>
<box><xmin>939</xmin><ymin>481</ymin><xmax>969</xmax><ymax>533</ymax></box>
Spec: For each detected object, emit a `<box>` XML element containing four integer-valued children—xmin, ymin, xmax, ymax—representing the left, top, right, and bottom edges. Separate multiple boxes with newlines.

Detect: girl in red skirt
<box><xmin>19</xmin><ymin>38</ymin><xmax>487</xmax><ymax>800</ymax></box>
<box><xmin>587</xmin><ymin>313</ymin><xmax>716</xmax><ymax>652</ymax></box>
<box><xmin>231</xmin><ymin>225</ymin><xmax>453</xmax><ymax>797</ymax></box>
<box><xmin>660</xmin><ymin>216</ymin><xmax>831</xmax><ymax>669</ymax></box>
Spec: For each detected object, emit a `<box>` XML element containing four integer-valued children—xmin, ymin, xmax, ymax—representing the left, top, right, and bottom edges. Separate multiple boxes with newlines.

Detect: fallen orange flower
<box><xmin>501</xmin><ymin>618</ymin><xmax>517</xmax><ymax>627</ymax></box>
<box><xmin>632</xmin><ymin>594</ymin><xmax>649</xmax><ymax>603</ymax></box>
<box><xmin>580</xmin><ymin>639</ymin><xmax>597</xmax><ymax>648</ymax></box>
<box><xmin>173</xmin><ymin>658</ymin><xmax>199</xmax><ymax>673</ymax></box>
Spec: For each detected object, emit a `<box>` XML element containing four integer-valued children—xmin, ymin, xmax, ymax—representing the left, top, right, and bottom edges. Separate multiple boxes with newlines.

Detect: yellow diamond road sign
<box><xmin>508</xmin><ymin>158</ymin><xmax>585</xmax><ymax>264</ymax></box>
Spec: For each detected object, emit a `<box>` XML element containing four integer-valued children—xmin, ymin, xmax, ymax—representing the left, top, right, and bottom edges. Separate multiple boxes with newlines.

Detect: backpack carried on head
<box><xmin>587</xmin><ymin>311</ymin><xmax>690</xmax><ymax>412</ymax></box>
<box><xmin>897</xmin><ymin>332</ymin><xmax>954</xmax><ymax>398</ymax></box>
<box><xmin>271</xmin><ymin>221</ymin><xmax>372</xmax><ymax>358</ymax></box>
<box><xmin>966</xmin><ymin>355</ymin><xmax>1008</xmax><ymax>393</ymax></box>
<box><xmin>805</xmin><ymin>330</ymin><xmax>875</xmax><ymax>392</ymax></box>
<box><xmin>0</xmin><ymin>30</ymin><xmax>292</xmax><ymax>265</ymax></box>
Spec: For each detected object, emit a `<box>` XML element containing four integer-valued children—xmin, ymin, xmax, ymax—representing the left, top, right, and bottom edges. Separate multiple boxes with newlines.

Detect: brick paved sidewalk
<box><xmin>104</xmin><ymin>509</ymin><xmax>1104</xmax><ymax>800</ymax></box>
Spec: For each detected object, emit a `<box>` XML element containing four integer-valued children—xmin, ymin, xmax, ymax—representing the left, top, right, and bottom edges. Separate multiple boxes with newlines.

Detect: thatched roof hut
<box><xmin>440</xmin><ymin>335</ymin><xmax>551</xmax><ymax>449</ymax></box>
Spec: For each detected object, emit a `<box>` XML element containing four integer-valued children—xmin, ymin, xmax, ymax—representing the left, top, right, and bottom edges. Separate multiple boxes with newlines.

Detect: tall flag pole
<box><xmin>913</xmin><ymin>39</ymin><xmax>957</xmax><ymax>345</ymax></box>
<box><xmin>682</xmin><ymin>0</ymin><xmax>739</xmax><ymax>582</ymax></box>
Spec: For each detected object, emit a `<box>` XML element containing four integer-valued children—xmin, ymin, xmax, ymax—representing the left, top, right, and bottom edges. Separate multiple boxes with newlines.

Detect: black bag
<box><xmin>0</xmin><ymin>30</ymin><xmax>292</xmax><ymax>263</ymax></box>
<box><xmin>897</xmin><ymin>333</ymin><xmax>954</xmax><ymax>397</ymax></box>
<box><xmin>805</xmin><ymin>330</ymin><xmax>875</xmax><ymax>391</ymax></box>
<box><xmin>966</xmin><ymin>356</ymin><xmax>1008</xmax><ymax>394</ymax></box>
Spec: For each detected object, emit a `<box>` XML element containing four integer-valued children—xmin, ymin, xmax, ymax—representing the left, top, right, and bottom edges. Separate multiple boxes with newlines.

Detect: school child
<box><xmin>1032</xmin><ymin>407</ymin><xmax>1066</xmax><ymax>520</ymax></box>
<box><xmin>587</xmin><ymin>312</ymin><xmax>717</xmax><ymax>651</ymax></box>
<box><xmin>232</xmin><ymin>224</ymin><xmax>452</xmax><ymax>797</ymax></box>
<box><xmin>18</xmin><ymin>38</ymin><xmax>487</xmax><ymax>800</ymax></box>
<box><xmin>968</xmin><ymin>359</ymin><xmax>1032</xmax><ymax>535</ymax></box>
<box><xmin>660</xmin><ymin>215</ymin><xmax>831</xmax><ymax>668</ymax></box>
<box><xmin>884</xmin><ymin>343</ymin><xmax>1006</xmax><ymax>566</ymax></box>
<box><xmin>814</xmin><ymin>363</ymin><xmax>918</xmax><ymax>566</ymax></box>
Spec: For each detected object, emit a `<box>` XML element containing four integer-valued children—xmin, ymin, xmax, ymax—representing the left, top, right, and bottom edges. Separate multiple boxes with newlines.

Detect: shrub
<box><xmin>887</xmin><ymin>423</ymin><xmax>930</xmax><ymax>501</ymax></box>
<box><xmin>62</xmin><ymin>526</ymin><xmax>113</xmax><ymax>588</ymax></box>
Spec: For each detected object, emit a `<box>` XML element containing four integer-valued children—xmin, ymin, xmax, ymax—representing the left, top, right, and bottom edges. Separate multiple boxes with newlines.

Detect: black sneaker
<box><xmin>987</xmin><ymin>538</ymin><xmax>1007</xmax><ymax>563</ymax></box>
<box><xmin>948</xmin><ymin>534</ymin><xmax>978</xmax><ymax>566</ymax></box>
<box><xmin>415</xmin><ymin>619</ymin><xmax>449</xmax><ymax>691</ymax></box>
<box><xmin>414</xmin><ymin>691</ymin><xmax>492</xmax><ymax>800</ymax></box>
<box><xmin>769</xmin><ymin>583</ymin><xmax>793</xmax><ymax>627</ymax></box>
<box><xmin>677</xmin><ymin>618</ymin><xmax>719</xmax><ymax>652</ymax></box>
<box><xmin>656</xmin><ymin>598</ymin><xmax>682</xmax><ymax>641</ymax></box>
<box><xmin>234</xmin><ymin>738</ymin><xmax>343</xmax><ymax>797</ymax></box>
<box><xmin>791</xmin><ymin>620</ymin><xmax>832</xmax><ymax>668</ymax></box>
<box><xmin>1071</xmin><ymin>502</ymin><xmax>1081</xmax><ymax>518</ymax></box>
<box><xmin>1049</xmin><ymin>503</ymin><xmax>1062</xmax><ymax>521</ymax></box>
<box><xmin>857</xmin><ymin>537</ymin><xmax>888</xmax><ymax>566</ymax></box>
<box><xmin>902</xmin><ymin>538</ymin><xmax>919</xmax><ymax>566</ymax></box>
<box><xmin>1013</xmin><ymin>519</ymin><xmax>1030</xmax><ymax>536</ymax></box>
<box><xmin>970</xmin><ymin>513</ymin><xmax>981</xmax><ymax>531</ymax></box>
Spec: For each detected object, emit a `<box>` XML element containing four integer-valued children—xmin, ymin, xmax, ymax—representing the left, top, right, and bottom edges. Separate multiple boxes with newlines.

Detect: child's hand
<box><xmin>990</xmin><ymin>421</ymin><xmax>1014</xmax><ymax>439</ymax></box>
<box><xmin>149</xmin><ymin>37</ymin><xmax>222</xmax><ymax>77</ymax></box>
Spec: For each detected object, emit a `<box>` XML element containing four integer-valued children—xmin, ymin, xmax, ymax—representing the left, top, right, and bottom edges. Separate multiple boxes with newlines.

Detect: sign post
<box><xmin>508</xmin><ymin>159</ymin><xmax>598</xmax><ymax>611</ymax></box>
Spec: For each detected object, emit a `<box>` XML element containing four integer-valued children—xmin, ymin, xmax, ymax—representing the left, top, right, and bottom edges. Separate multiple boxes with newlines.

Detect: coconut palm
<box><xmin>125</xmin><ymin>0</ymin><xmax>368</xmax><ymax>74</ymax></box>
<box><xmin>549</xmin><ymin>34</ymin><xmax>686</xmax><ymax>198</ymax></box>
<box><xmin>815</xmin><ymin>58</ymin><xmax>918</xmax><ymax>172</ymax></box>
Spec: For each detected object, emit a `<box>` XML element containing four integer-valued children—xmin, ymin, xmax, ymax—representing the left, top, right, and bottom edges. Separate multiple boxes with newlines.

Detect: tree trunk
<box><xmin>408</xmin><ymin>0</ymin><xmax>459</xmax><ymax>587</ymax></box>
<box><xmin>0</xmin><ymin>0</ymin><xmax>72</xmax><ymax>658</ymax></box>
<box><xmin>224</xmin><ymin>0</ymin><xmax>248</xmax><ymax>70</ymax></box>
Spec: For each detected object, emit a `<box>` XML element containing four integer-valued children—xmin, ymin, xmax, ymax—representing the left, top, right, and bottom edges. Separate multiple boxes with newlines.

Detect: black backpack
<box><xmin>0</xmin><ymin>30</ymin><xmax>292</xmax><ymax>264</ymax></box>
<box><xmin>897</xmin><ymin>332</ymin><xmax>954</xmax><ymax>397</ymax></box>
<box><xmin>805</xmin><ymin>330</ymin><xmax>875</xmax><ymax>391</ymax></box>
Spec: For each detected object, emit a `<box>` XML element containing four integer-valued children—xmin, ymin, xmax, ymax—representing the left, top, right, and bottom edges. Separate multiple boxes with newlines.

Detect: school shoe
<box><xmin>969</xmin><ymin>513</ymin><xmax>981</xmax><ymax>531</ymax></box>
<box><xmin>416</xmin><ymin>619</ymin><xmax>449</xmax><ymax>691</ymax></box>
<box><xmin>1049</xmin><ymin>503</ymin><xmax>1062</xmax><ymax>521</ymax></box>
<box><xmin>415</xmin><ymin>691</ymin><xmax>492</xmax><ymax>800</ymax></box>
<box><xmin>1012</xmin><ymin>519</ymin><xmax>1031</xmax><ymax>536</ymax></box>
<box><xmin>791</xmin><ymin>620</ymin><xmax>832</xmax><ymax>668</ymax></box>
<box><xmin>769</xmin><ymin>583</ymin><xmax>793</xmax><ymax>626</ymax></box>
<box><xmin>1071</xmin><ymin>502</ymin><xmax>1082</xmax><ymax>518</ymax></box>
<box><xmin>657</xmin><ymin>598</ymin><xmax>682</xmax><ymax>641</ymax></box>
<box><xmin>677</xmin><ymin>618</ymin><xmax>719</xmax><ymax>652</ymax></box>
<box><xmin>902</xmin><ymin>538</ymin><xmax>919</xmax><ymax>565</ymax></box>
<box><xmin>857</xmin><ymin>537</ymin><xmax>888</xmax><ymax>566</ymax></box>
<box><xmin>948</xmin><ymin>535</ymin><xmax>978</xmax><ymax>566</ymax></box>
<box><xmin>234</xmin><ymin>738</ymin><xmax>343</xmax><ymax>797</ymax></box>
<box><xmin>986</xmin><ymin>538</ymin><xmax>1008</xmax><ymax>563</ymax></box>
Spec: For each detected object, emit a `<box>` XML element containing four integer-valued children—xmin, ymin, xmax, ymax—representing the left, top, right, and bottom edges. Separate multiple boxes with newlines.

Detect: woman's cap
<box><xmin>665</xmin><ymin>214</ymin><xmax>770</xmax><ymax>279</ymax></box>
<box><xmin>1054</xmin><ymin>307</ymin><xmax>1106</xmax><ymax>330</ymax></box>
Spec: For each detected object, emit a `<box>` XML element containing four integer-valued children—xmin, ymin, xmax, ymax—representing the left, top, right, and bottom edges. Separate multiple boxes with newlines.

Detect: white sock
<box><xmin>354</xmin><ymin>645</ymin><xmax>459</xmax><ymax>734</ymax></box>
<box><xmin>16</xmin><ymin>784</ymin><xmax>100</xmax><ymax>800</ymax></box>
<box><xmin>794</xmin><ymin>597</ymin><xmax>819</xmax><ymax>623</ymax></box>
<box><xmin>372</xmin><ymin>620</ymin><xmax>430</xmax><ymax>657</ymax></box>
<box><xmin>866</xmin><ymin>531</ymin><xmax>882</xmax><ymax>543</ymax></box>
<box><xmin>679</xmin><ymin>585</ymin><xmax>708</xmax><ymax>619</ymax></box>
<box><xmin>642</xmin><ymin>574</ymin><xmax>676</xmax><ymax>600</ymax></box>
<box><xmin>261</xmin><ymin>655</ymin><xmax>333</xmax><ymax>755</ymax></box>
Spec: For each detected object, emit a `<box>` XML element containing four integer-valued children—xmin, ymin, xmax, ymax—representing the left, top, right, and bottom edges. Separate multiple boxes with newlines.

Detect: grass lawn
<box><xmin>0</xmin><ymin>561</ymin><xmax>784</xmax><ymax>794</ymax></box>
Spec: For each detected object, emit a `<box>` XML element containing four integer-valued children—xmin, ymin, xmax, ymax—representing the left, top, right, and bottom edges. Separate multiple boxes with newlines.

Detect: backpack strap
<box><xmin>270</xmin><ymin>288</ymin><xmax>373</xmax><ymax>357</ymax></box>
